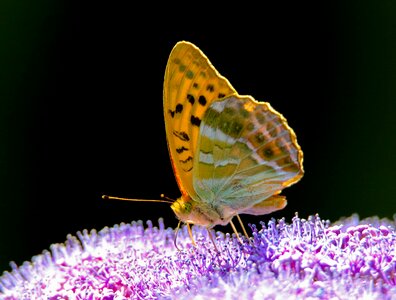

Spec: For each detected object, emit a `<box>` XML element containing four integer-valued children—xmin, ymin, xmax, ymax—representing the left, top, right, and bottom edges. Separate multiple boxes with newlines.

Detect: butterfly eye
<box><xmin>183</xmin><ymin>201</ymin><xmax>192</xmax><ymax>213</ymax></box>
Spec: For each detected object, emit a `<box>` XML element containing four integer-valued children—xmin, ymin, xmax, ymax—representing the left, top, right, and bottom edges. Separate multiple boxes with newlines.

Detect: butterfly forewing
<box><xmin>193</xmin><ymin>95</ymin><xmax>303</xmax><ymax>211</ymax></box>
<box><xmin>163</xmin><ymin>41</ymin><xmax>236</xmax><ymax>198</ymax></box>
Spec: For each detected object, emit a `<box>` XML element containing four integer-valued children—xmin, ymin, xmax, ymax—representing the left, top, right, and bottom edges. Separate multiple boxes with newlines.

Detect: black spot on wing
<box><xmin>175</xmin><ymin>103</ymin><xmax>183</xmax><ymax>113</ymax></box>
<box><xmin>198</xmin><ymin>95</ymin><xmax>207</xmax><ymax>106</ymax></box>
<box><xmin>218</xmin><ymin>93</ymin><xmax>225</xmax><ymax>98</ymax></box>
<box><xmin>176</xmin><ymin>146</ymin><xmax>189</xmax><ymax>154</ymax></box>
<box><xmin>255</xmin><ymin>132</ymin><xmax>266</xmax><ymax>144</ymax></box>
<box><xmin>187</xmin><ymin>94</ymin><xmax>195</xmax><ymax>105</ymax></box>
<box><xmin>206</xmin><ymin>84</ymin><xmax>214</xmax><ymax>92</ymax></box>
<box><xmin>168</xmin><ymin>104</ymin><xmax>183</xmax><ymax>118</ymax></box>
<box><xmin>263</xmin><ymin>147</ymin><xmax>274</xmax><ymax>158</ymax></box>
<box><xmin>191</xmin><ymin>115</ymin><xmax>201</xmax><ymax>126</ymax></box>
<box><xmin>173</xmin><ymin>131</ymin><xmax>190</xmax><ymax>141</ymax></box>
<box><xmin>180</xmin><ymin>156</ymin><xmax>193</xmax><ymax>164</ymax></box>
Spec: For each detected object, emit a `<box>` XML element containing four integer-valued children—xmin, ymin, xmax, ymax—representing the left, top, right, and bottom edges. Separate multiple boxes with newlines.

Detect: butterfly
<box><xmin>163</xmin><ymin>41</ymin><xmax>303</xmax><ymax>244</ymax></box>
<box><xmin>104</xmin><ymin>41</ymin><xmax>303</xmax><ymax>248</ymax></box>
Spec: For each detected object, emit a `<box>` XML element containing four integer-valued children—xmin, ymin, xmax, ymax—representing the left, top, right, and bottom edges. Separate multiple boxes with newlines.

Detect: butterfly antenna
<box><xmin>102</xmin><ymin>195</ymin><xmax>173</xmax><ymax>204</ymax></box>
<box><xmin>160</xmin><ymin>194</ymin><xmax>175</xmax><ymax>202</ymax></box>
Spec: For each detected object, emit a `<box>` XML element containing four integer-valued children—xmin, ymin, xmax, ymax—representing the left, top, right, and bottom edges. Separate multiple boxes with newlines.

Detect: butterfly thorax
<box><xmin>171</xmin><ymin>195</ymin><xmax>233</xmax><ymax>227</ymax></box>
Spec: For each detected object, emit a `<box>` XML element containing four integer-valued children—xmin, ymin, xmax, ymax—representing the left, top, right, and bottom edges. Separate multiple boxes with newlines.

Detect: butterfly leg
<box><xmin>236</xmin><ymin>215</ymin><xmax>250</xmax><ymax>240</ymax></box>
<box><xmin>174</xmin><ymin>221</ymin><xmax>182</xmax><ymax>251</ymax></box>
<box><xmin>229</xmin><ymin>219</ymin><xmax>243</xmax><ymax>244</ymax></box>
<box><xmin>186</xmin><ymin>223</ymin><xmax>197</xmax><ymax>247</ymax></box>
<box><xmin>206</xmin><ymin>228</ymin><xmax>219</xmax><ymax>252</ymax></box>
<box><xmin>236</xmin><ymin>215</ymin><xmax>253</xmax><ymax>245</ymax></box>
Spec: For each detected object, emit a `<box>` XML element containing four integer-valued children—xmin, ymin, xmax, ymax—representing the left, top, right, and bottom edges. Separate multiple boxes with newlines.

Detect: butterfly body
<box><xmin>171</xmin><ymin>195</ymin><xmax>231</xmax><ymax>227</ymax></box>
<box><xmin>164</xmin><ymin>41</ymin><xmax>303</xmax><ymax>230</ymax></box>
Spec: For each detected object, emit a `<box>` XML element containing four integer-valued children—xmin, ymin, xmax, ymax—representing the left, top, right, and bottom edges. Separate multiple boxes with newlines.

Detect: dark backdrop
<box><xmin>1</xmin><ymin>1</ymin><xmax>395</xmax><ymax>272</ymax></box>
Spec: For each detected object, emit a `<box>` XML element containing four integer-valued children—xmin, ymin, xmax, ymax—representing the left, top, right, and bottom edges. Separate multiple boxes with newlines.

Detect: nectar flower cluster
<box><xmin>1</xmin><ymin>214</ymin><xmax>395</xmax><ymax>299</ymax></box>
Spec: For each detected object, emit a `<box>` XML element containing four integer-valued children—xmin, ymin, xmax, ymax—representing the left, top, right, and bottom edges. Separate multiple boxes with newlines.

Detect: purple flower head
<box><xmin>1</xmin><ymin>214</ymin><xmax>396</xmax><ymax>299</ymax></box>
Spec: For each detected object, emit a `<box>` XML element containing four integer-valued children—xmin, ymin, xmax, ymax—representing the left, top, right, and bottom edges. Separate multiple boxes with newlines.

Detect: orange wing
<box><xmin>163</xmin><ymin>41</ymin><xmax>236</xmax><ymax>199</ymax></box>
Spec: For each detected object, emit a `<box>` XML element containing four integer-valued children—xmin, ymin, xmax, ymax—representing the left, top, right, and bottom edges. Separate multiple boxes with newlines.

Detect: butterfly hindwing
<box><xmin>193</xmin><ymin>95</ymin><xmax>303</xmax><ymax>211</ymax></box>
<box><xmin>163</xmin><ymin>41</ymin><xmax>236</xmax><ymax>199</ymax></box>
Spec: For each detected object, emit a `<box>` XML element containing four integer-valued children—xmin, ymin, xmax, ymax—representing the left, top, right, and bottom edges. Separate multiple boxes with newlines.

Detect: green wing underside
<box><xmin>192</xmin><ymin>95</ymin><xmax>303</xmax><ymax>211</ymax></box>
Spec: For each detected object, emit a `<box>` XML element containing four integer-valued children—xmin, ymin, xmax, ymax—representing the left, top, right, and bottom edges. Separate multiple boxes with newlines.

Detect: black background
<box><xmin>1</xmin><ymin>1</ymin><xmax>395</xmax><ymax>272</ymax></box>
